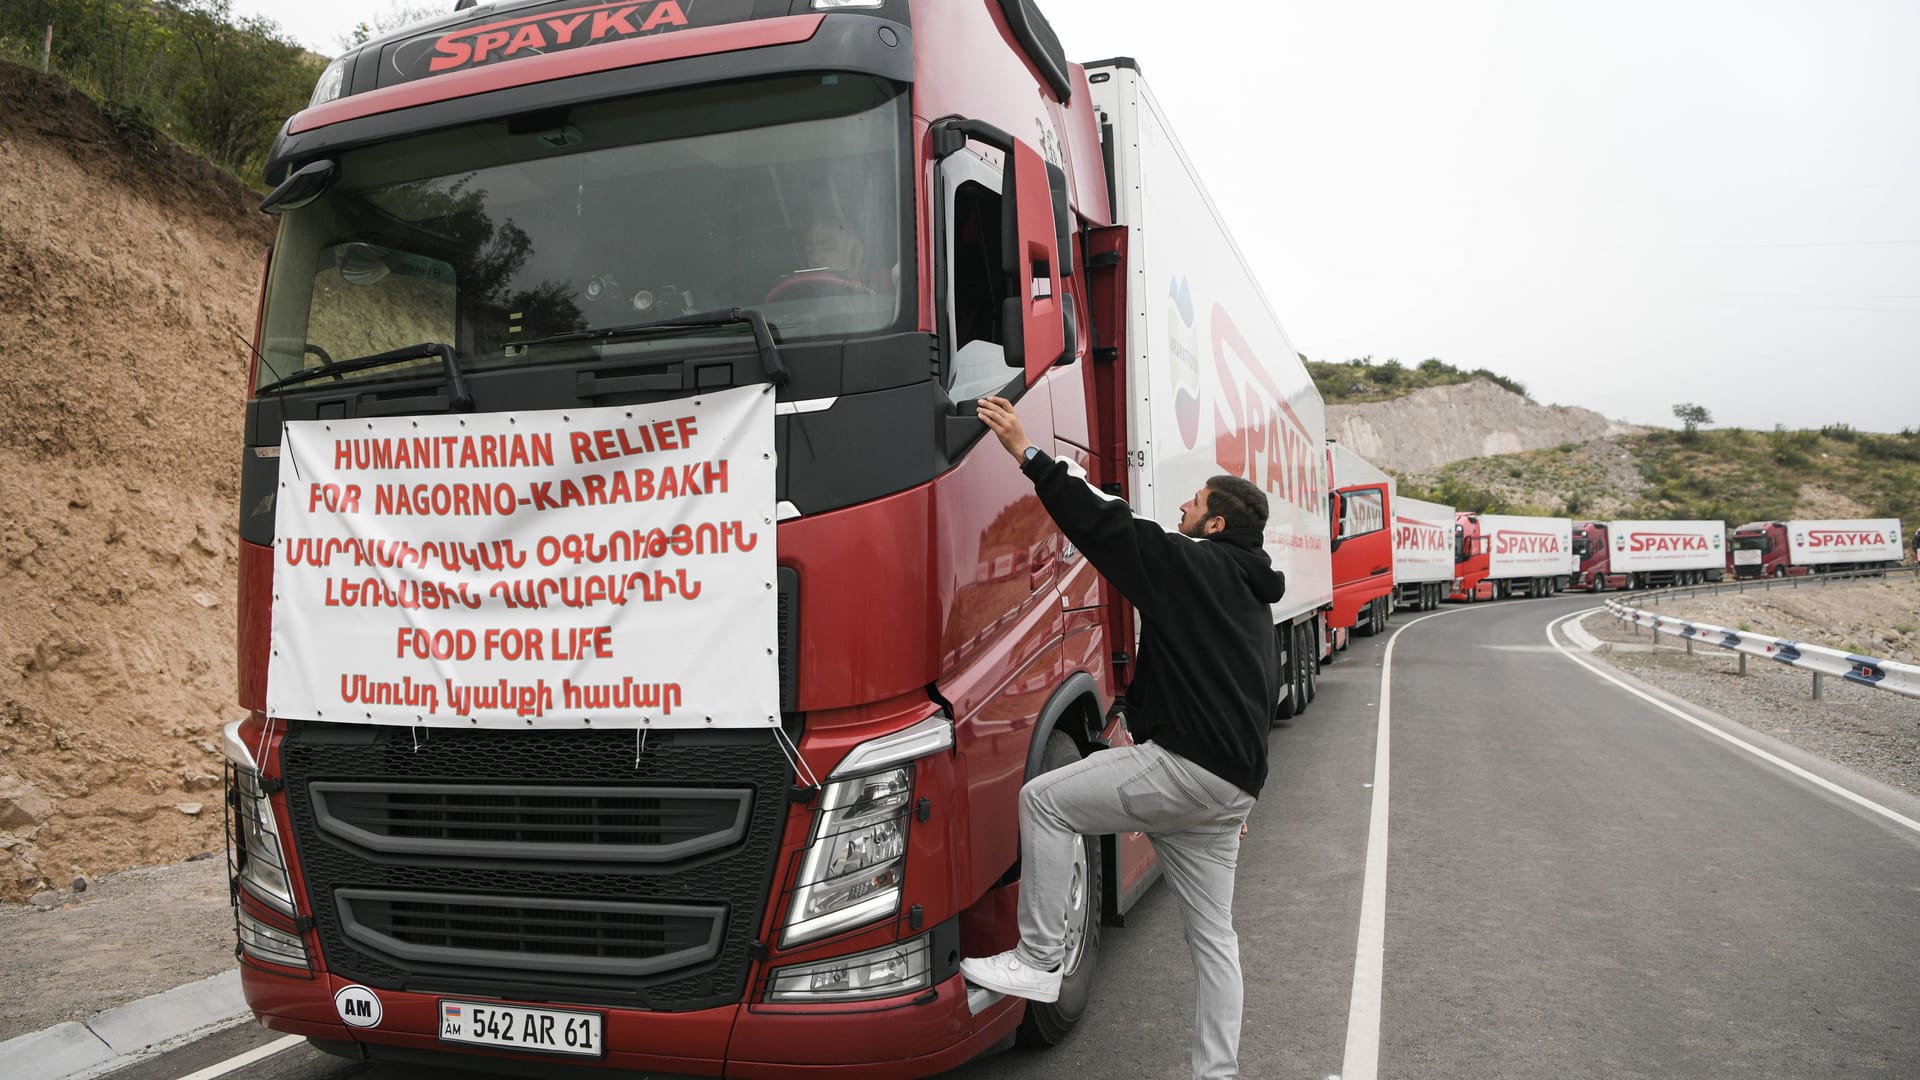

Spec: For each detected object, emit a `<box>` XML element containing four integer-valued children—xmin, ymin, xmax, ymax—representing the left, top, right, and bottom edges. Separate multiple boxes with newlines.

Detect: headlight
<box><xmin>767</xmin><ymin>936</ymin><xmax>930</xmax><ymax>1003</ymax></box>
<box><xmin>780</xmin><ymin>715</ymin><xmax>951</xmax><ymax>948</ymax></box>
<box><xmin>224</xmin><ymin>723</ymin><xmax>295</xmax><ymax>915</ymax></box>
<box><xmin>783</xmin><ymin>766</ymin><xmax>911</xmax><ymax>946</ymax></box>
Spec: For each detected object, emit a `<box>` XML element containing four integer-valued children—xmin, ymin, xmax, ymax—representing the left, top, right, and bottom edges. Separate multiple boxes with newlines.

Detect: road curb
<box><xmin>2</xmin><ymin>970</ymin><xmax>247</xmax><ymax>1080</ymax></box>
<box><xmin>1561</xmin><ymin>613</ymin><xmax>1607</xmax><ymax>653</ymax></box>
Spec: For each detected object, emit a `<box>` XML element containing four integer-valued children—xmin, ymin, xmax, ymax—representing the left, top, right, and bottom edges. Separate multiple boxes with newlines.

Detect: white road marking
<box><xmin>1339</xmin><ymin>608</ymin><xmax>1454</xmax><ymax>1080</ymax></box>
<box><xmin>170</xmin><ymin>1033</ymin><xmax>304</xmax><ymax>1080</ymax></box>
<box><xmin>1546</xmin><ymin>609</ymin><xmax>1920</xmax><ymax>837</ymax></box>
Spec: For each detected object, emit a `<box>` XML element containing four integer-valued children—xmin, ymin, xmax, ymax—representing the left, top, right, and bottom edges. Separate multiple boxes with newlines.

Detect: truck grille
<box><xmin>280</xmin><ymin>724</ymin><xmax>790</xmax><ymax>1010</ymax></box>
<box><xmin>309</xmin><ymin>782</ymin><xmax>751</xmax><ymax>863</ymax></box>
<box><xmin>335</xmin><ymin>890</ymin><xmax>725</xmax><ymax>978</ymax></box>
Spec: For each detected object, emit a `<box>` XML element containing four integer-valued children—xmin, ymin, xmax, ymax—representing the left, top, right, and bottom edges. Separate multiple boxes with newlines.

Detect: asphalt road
<box><xmin>109</xmin><ymin>594</ymin><xmax>1920</xmax><ymax>1079</ymax></box>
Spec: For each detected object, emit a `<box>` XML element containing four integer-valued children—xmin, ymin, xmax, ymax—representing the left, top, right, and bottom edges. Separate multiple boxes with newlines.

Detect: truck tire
<box><xmin>1274</xmin><ymin>623</ymin><xmax>1300</xmax><ymax>722</ymax></box>
<box><xmin>1293</xmin><ymin>623</ymin><xmax>1311</xmax><ymax>710</ymax></box>
<box><xmin>1305</xmin><ymin>621</ymin><xmax>1320</xmax><ymax>703</ymax></box>
<box><xmin>1018</xmin><ymin>733</ymin><xmax>1104</xmax><ymax>1046</ymax></box>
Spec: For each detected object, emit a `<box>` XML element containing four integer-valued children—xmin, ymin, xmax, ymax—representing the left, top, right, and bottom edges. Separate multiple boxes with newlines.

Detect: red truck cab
<box><xmin>223</xmin><ymin>3</ymin><xmax>1159</xmax><ymax>1076</ymax></box>
<box><xmin>1451</xmin><ymin>512</ymin><xmax>1492</xmax><ymax>601</ymax></box>
<box><xmin>1572</xmin><ymin>521</ymin><xmax>1607</xmax><ymax>590</ymax></box>
<box><xmin>1326</xmin><ymin>444</ymin><xmax>1393</xmax><ymax>638</ymax></box>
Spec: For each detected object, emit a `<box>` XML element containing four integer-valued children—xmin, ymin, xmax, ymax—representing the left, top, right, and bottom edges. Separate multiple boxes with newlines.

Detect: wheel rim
<box><xmin>1059</xmin><ymin>840</ymin><xmax>1090</xmax><ymax>976</ymax></box>
<box><xmin>1059</xmin><ymin>837</ymin><xmax>1090</xmax><ymax>972</ymax></box>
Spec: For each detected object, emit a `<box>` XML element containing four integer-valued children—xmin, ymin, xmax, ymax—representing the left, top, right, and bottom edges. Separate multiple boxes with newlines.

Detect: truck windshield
<box><xmin>1733</xmin><ymin>535</ymin><xmax>1770</xmax><ymax>552</ymax></box>
<box><xmin>254</xmin><ymin>74</ymin><xmax>907</xmax><ymax>394</ymax></box>
<box><xmin>1571</xmin><ymin>536</ymin><xmax>1590</xmax><ymax>557</ymax></box>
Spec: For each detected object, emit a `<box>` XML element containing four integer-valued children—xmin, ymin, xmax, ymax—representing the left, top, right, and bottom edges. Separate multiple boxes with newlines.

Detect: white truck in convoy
<box><xmin>1730</xmin><ymin>518</ymin><xmax>1905</xmax><ymax>578</ymax></box>
<box><xmin>1095</xmin><ymin>60</ymin><xmax>1334</xmax><ymax>717</ymax></box>
<box><xmin>1573</xmin><ymin>519</ymin><xmax>1726</xmax><ymax>590</ymax></box>
<box><xmin>1392</xmin><ymin>495</ymin><xmax>1454</xmax><ymax>611</ymax></box>
<box><xmin>1450</xmin><ymin>512</ymin><xmax>1573</xmax><ymax>601</ymax></box>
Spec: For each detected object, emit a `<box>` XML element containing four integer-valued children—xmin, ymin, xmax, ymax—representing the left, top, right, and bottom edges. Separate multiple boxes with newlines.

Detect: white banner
<box><xmin>267</xmin><ymin>385</ymin><xmax>778</xmax><ymax>729</ymax></box>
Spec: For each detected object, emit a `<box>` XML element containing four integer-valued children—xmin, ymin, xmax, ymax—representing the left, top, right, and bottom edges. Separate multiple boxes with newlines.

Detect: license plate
<box><xmin>439</xmin><ymin>999</ymin><xmax>604</xmax><ymax>1058</ymax></box>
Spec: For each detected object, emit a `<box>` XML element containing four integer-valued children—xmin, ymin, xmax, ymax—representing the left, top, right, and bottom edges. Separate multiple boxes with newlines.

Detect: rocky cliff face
<box><xmin>1327</xmin><ymin>380</ymin><xmax>1644</xmax><ymax>473</ymax></box>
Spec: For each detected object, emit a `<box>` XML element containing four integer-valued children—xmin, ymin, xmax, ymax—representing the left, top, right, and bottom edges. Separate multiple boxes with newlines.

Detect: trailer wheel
<box><xmin>1273</xmin><ymin>624</ymin><xmax>1298</xmax><ymax>722</ymax></box>
<box><xmin>1017</xmin><ymin>734</ymin><xmax>1104</xmax><ymax>1046</ymax></box>
<box><xmin>1304</xmin><ymin>621</ymin><xmax>1319</xmax><ymax>703</ymax></box>
<box><xmin>1294</xmin><ymin>623</ymin><xmax>1312</xmax><ymax>709</ymax></box>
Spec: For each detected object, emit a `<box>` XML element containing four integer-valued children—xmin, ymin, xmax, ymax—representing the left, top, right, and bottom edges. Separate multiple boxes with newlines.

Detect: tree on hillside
<box><xmin>2</xmin><ymin>0</ymin><xmax>318</xmax><ymax>175</ymax></box>
<box><xmin>1672</xmin><ymin>402</ymin><xmax>1713</xmax><ymax>440</ymax></box>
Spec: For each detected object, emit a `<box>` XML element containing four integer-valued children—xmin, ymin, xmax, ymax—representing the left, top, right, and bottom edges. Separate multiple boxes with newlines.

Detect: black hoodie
<box><xmin>1022</xmin><ymin>451</ymin><xmax>1286</xmax><ymax>797</ymax></box>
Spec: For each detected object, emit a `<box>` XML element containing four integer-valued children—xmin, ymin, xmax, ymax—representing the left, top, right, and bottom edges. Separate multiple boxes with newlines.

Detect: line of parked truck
<box><xmin>1324</xmin><ymin>438</ymin><xmax>1908</xmax><ymax>653</ymax></box>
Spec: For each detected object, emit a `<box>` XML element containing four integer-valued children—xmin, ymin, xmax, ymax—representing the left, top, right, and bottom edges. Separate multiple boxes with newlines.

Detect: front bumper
<box><xmin>242</xmin><ymin>964</ymin><xmax>1021</xmax><ymax>1079</ymax></box>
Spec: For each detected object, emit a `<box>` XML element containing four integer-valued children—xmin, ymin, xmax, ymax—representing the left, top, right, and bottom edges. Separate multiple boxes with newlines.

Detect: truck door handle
<box><xmin>1370</xmin><ymin>566</ymin><xmax>1390</xmax><ymax>576</ymax></box>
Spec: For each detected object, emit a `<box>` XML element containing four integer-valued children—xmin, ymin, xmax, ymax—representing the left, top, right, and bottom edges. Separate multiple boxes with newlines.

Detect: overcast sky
<box><xmin>236</xmin><ymin>0</ymin><xmax>1920</xmax><ymax>433</ymax></box>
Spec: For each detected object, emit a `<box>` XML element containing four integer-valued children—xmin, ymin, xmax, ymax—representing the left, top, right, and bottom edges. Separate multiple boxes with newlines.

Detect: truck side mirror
<box><xmin>1328</xmin><ymin>492</ymin><xmax>1344</xmax><ymax>553</ymax></box>
<box><xmin>1000</xmin><ymin>138</ymin><xmax>1066</xmax><ymax>385</ymax></box>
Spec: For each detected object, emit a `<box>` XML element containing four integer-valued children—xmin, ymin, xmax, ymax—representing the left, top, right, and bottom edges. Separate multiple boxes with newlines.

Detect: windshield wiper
<box><xmin>519</xmin><ymin>308</ymin><xmax>789</xmax><ymax>388</ymax></box>
<box><xmin>256</xmin><ymin>342</ymin><xmax>474</xmax><ymax>411</ymax></box>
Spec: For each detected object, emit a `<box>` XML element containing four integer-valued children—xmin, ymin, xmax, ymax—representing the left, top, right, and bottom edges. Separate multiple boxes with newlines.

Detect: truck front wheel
<box><xmin>1018</xmin><ymin>734</ymin><xmax>1104</xmax><ymax>1046</ymax></box>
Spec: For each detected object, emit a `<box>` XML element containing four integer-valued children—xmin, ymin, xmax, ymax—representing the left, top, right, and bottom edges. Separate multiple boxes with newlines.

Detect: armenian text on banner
<box><xmin>267</xmin><ymin>384</ymin><xmax>777</xmax><ymax>729</ymax></box>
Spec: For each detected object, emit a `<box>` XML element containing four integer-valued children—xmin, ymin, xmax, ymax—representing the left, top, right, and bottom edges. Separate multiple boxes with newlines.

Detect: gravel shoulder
<box><xmin>1577</xmin><ymin>576</ymin><xmax>1920</xmax><ymax>798</ymax></box>
<box><xmin>0</xmin><ymin>856</ymin><xmax>232</xmax><ymax>1041</ymax></box>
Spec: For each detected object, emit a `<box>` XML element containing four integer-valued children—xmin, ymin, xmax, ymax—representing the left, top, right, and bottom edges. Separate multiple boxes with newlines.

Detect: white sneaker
<box><xmin>959</xmin><ymin>949</ymin><xmax>1062</xmax><ymax>1003</ymax></box>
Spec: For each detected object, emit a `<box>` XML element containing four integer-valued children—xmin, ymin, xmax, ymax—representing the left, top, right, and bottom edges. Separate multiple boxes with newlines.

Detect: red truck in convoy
<box><xmin>1572</xmin><ymin>519</ymin><xmax>1725</xmax><ymax>591</ymax></box>
<box><xmin>1450</xmin><ymin>512</ymin><xmax>1572</xmax><ymax>601</ymax></box>
<box><xmin>1729</xmin><ymin>519</ymin><xmax>1905</xmax><ymax>578</ymax></box>
<box><xmin>1326</xmin><ymin>441</ymin><xmax>1394</xmax><ymax>640</ymax></box>
<box><xmin>223</xmin><ymin>3</ymin><xmax>1331</xmax><ymax>1076</ymax></box>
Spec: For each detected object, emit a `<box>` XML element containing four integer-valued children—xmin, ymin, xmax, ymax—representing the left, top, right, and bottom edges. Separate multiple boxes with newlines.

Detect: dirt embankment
<box><xmin>1328</xmin><ymin>379</ymin><xmax>1645</xmax><ymax>473</ymax></box>
<box><xmin>0</xmin><ymin>62</ymin><xmax>274</xmax><ymax>900</ymax></box>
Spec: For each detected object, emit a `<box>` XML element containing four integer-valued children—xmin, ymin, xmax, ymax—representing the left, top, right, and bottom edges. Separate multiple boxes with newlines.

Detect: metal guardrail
<box><xmin>1623</xmin><ymin>563</ymin><xmax>1917</xmax><ymax>607</ymax></box>
<box><xmin>1601</xmin><ymin>565</ymin><xmax>1920</xmax><ymax>700</ymax></box>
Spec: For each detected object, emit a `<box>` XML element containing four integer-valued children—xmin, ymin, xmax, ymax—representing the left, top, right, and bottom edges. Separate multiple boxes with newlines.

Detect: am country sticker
<box><xmin>335</xmin><ymin>984</ymin><xmax>383</xmax><ymax>1028</ymax></box>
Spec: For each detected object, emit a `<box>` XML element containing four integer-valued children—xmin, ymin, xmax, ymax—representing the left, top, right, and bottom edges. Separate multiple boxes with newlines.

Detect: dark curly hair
<box><xmin>1203</xmin><ymin>475</ymin><xmax>1269</xmax><ymax>532</ymax></box>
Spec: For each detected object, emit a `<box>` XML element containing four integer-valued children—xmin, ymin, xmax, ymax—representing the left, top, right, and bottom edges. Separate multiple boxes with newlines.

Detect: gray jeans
<box><xmin>1016</xmin><ymin>741</ymin><xmax>1257</xmax><ymax>1080</ymax></box>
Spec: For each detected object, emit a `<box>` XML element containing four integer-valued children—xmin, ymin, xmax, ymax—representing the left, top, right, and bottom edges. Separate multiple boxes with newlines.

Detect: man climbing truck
<box><xmin>222</xmin><ymin>2</ymin><xmax>1331</xmax><ymax>1076</ymax></box>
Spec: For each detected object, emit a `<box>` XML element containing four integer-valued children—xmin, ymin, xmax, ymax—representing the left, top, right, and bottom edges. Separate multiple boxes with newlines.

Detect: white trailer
<box><xmin>1591</xmin><ymin>519</ymin><xmax>1726</xmax><ymax>588</ymax></box>
<box><xmin>1092</xmin><ymin>61</ymin><xmax>1331</xmax><ymax>718</ymax></box>
<box><xmin>1787</xmin><ymin>519</ymin><xmax>1905</xmax><ymax>567</ymax></box>
<box><xmin>1392</xmin><ymin>496</ymin><xmax>1454</xmax><ymax>611</ymax></box>
<box><xmin>1328</xmin><ymin>441</ymin><xmax>1393</xmax><ymax>497</ymax></box>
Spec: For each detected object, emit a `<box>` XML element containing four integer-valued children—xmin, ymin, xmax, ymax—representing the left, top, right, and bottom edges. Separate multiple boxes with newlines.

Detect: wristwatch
<box><xmin>1022</xmin><ymin>445</ymin><xmax>1041</xmax><ymax>463</ymax></box>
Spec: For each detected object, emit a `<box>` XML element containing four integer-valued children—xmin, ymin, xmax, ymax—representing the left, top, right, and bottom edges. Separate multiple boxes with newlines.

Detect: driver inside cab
<box><xmin>767</xmin><ymin>207</ymin><xmax>896</xmax><ymax>301</ymax></box>
<box><xmin>802</xmin><ymin>218</ymin><xmax>865</xmax><ymax>279</ymax></box>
